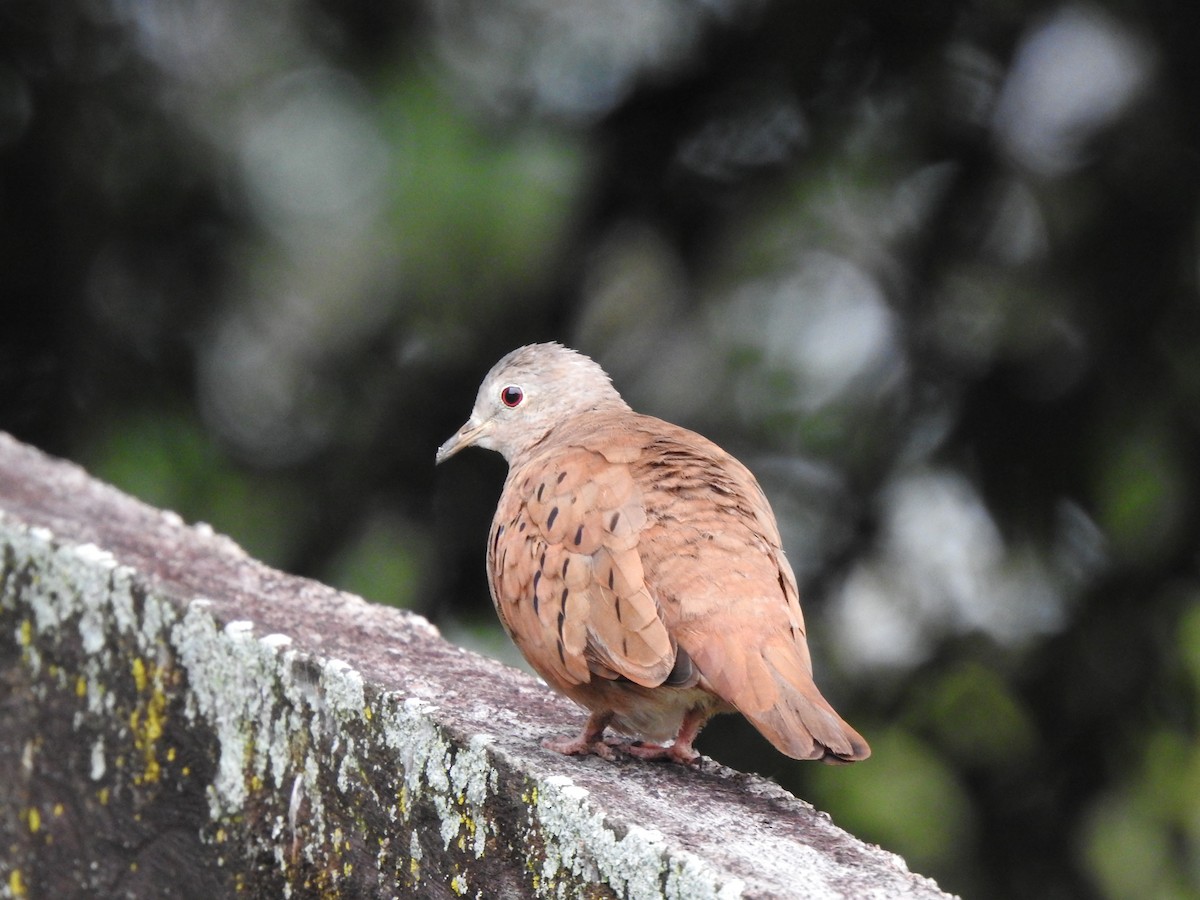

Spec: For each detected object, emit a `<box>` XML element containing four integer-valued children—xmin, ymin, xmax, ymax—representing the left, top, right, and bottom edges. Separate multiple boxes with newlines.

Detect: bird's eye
<box><xmin>500</xmin><ymin>385</ymin><xmax>524</xmax><ymax>408</ymax></box>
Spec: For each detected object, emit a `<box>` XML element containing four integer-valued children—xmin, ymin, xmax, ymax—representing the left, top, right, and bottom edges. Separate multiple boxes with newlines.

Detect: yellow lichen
<box><xmin>131</xmin><ymin>657</ymin><xmax>148</xmax><ymax>692</ymax></box>
<box><xmin>455</xmin><ymin>811</ymin><xmax>479</xmax><ymax>853</ymax></box>
<box><xmin>97</xmin><ymin>787</ymin><xmax>110</xmax><ymax>805</ymax></box>
<box><xmin>26</xmin><ymin>807</ymin><xmax>40</xmax><ymax>833</ymax></box>
<box><xmin>18</xmin><ymin>619</ymin><xmax>32</xmax><ymax>647</ymax></box>
<box><xmin>128</xmin><ymin>659</ymin><xmax>167</xmax><ymax>785</ymax></box>
<box><xmin>9</xmin><ymin>868</ymin><xmax>27</xmax><ymax>898</ymax></box>
<box><xmin>75</xmin><ymin>676</ymin><xmax>87</xmax><ymax>697</ymax></box>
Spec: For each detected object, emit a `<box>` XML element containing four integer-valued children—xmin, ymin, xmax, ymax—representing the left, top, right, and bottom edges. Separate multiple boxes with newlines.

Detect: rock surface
<box><xmin>0</xmin><ymin>432</ymin><xmax>954</xmax><ymax>899</ymax></box>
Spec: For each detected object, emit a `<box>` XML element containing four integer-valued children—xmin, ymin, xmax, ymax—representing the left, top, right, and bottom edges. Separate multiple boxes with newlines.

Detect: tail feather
<box><xmin>694</xmin><ymin>636</ymin><xmax>870</xmax><ymax>762</ymax></box>
<box><xmin>746</xmin><ymin>684</ymin><xmax>871</xmax><ymax>762</ymax></box>
<box><xmin>760</xmin><ymin>639</ymin><xmax>870</xmax><ymax>762</ymax></box>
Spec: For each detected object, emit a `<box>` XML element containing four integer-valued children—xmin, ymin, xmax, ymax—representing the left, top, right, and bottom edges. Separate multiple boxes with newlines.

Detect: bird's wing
<box><xmin>487</xmin><ymin>436</ymin><xmax>677</xmax><ymax>692</ymax></box>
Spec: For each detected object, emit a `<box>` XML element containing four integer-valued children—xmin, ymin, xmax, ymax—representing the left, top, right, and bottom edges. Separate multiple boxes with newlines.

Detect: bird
<box><xmin>435</xmin><ymin>342</ymin><xmax>869</xmax><ymax>765</ymax></box>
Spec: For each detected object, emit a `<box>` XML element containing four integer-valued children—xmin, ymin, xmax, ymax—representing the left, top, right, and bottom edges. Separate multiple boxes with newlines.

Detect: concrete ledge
<box><xmin>0</xmin><ymin>432</ymin><xmax>953</xmax><ymax>898</ymax></box>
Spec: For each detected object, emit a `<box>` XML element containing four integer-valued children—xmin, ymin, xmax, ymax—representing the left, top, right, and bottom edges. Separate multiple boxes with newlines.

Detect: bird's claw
<box><xmin>618</xmin><ymin>739</ymin><xmax>701</xmax><ymax>765</ymax></box>
<box><xmin>541</xmin><ymin>734</ymin><xmax>619</xmax><ymax>761</ymax></box>
<box><xmin>543</xmin><ymin>733</ymin><xmax>699</xmax><ymax>765</ymax></box>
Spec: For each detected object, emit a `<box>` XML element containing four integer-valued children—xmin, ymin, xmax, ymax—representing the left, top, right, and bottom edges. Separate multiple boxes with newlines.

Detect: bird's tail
<box><xmin>693</xmin><ymin>636</ymin><xmax>870</xmax><ymax>763</ymax></box>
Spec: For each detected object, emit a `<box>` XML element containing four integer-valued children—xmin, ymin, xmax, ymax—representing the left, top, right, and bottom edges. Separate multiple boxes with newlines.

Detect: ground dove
<box><xmin>436</xmin><ymin>343</ymin><xmax>870</xmax><ymax>765</ymax></box>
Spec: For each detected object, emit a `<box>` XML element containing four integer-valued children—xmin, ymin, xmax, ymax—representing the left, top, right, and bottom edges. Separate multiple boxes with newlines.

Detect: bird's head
<box><xmin>435</xmin><ymin>342</ymin><xmax>629</xmax><ymax>466</ymax></box>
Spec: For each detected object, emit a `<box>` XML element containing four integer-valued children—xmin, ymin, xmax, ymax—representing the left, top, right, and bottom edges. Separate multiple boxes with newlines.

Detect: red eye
<box><xmin>500</xmin><ymin>385</ymin><xmax>524</xmax><ymax>408</ymax></box>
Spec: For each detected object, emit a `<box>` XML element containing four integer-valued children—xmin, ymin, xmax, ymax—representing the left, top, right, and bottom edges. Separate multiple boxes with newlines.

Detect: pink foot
<box><xmin>619</xmin><ymin>706</ymin><xmax>709</xmax><ymax>765</ymax></box>
<box><xmin>620</xmin><ymin>740</ymin><xmax>700</xmax><ymax>765</ymax></box>
<box><xmin>541</xmin><ymin>709</ymin><xmax>708</xmax><ymax>765</ymax></box>
<box><xmin>542</xmin><ymin>733</ymin><xmax>619</xmax><ymax>761</ymax></box>
<box><xmin>542</xmin><ymin>711</ymin><xmax>617</xmax><ymax>760</ymax></box>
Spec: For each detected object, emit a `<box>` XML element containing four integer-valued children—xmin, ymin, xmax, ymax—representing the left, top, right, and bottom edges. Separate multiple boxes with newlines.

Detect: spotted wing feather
<box><xmin>487</xmin><ymin>446</ymin><xmax>675</xmax><ymax>693</ymax></box>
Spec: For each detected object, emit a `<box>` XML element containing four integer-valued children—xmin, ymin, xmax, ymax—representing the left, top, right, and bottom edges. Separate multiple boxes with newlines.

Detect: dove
<box><xmin>436</xmin><ymin>342</ymin><xmax>869</xmax><ymax>765</ymax></box>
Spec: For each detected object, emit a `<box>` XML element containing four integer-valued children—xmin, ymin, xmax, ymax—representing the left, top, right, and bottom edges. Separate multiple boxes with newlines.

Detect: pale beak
<box><xmin>435</xmin><ymin>417</ymin><xmax>490</xmax><ymax>464</ymax></box>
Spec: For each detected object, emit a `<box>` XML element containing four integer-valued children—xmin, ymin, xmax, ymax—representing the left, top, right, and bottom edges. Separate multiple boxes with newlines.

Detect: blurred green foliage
<box><xmin>916</xmin><ymin>661</ymin><xmax>1038</xmax><ymax>768</ymax></box>
<box><xmin>3</xmin><ymin>1</ymin><xmax>1200</xmax><ymax>897</ymax></box>
<box><xmin>1094</xmin><ymin>417</ymin><xmax>1188</xmax><ymax>565</ymax></box>
<box><xmin>380</xmin><ymin>72</ymin><xmax>587</xmax><ymax>313</ymax></box>
<box><xmin>325</xmin><ymin>513</ymin><xmax>429</xmax><ymax>613</ymax></box>
<box><xmin>85</xmin><ymin>411</ymin><xmax>305</xmax><ymax>567</ymax></box>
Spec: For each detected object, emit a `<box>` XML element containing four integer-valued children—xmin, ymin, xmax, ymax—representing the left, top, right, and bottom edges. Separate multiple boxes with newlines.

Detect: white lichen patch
<box><xmin>1</xmin><ymin>526</ymin><xmax>172</xmax><ymax>712</ymax></box>
<box><xmin>174</xmin><ymin>610</ymin><xmax>253</xmax><ymax>813</ymax></box>
<box><xmin>19</xmin><ymin>533</ymin><xmax>102</xmax><ymax>634</ymax></box>
<box><xmin>450</xmin><ymin>735</ymin><xmax>498</xmax><ymax>858</ymax></box>
<box><xmin>322</xmin><ymin>659</ymin><xmax>366</xmax><ymax>725</ymax></box>
<box><xmin>175</xmin><ymin>609</ymin><xmax>255</xmax><ymax>812</ymax></box>
<box><xmin>535</xmin><ymin>775</ymin><xmax>606</xmax><ymax>890</ymax></box>
<box><xmin>172</xmin><ymin>603</ymin><xmax>316</xmax><ymax>826</ymax></box>
<box><xmin>382</xmin><ymin>698</ymin><xmax>446</xmax><ymax>809</ymax></box>
<box><xmin>410</xmin><ymin>829</ymin><xmax>423</xmax><ymax>865</ymax></box>
<box><xmin>377</xmin><ymin>697</ymin><xmax>501</xmax><ymax>860</ymax></box>
<box><xmin>78</xmin><ymin>595</ymin><xmax>110</xmax><ymax>655</ymax></box>
<box><xmin>107</xmin><ymin>565</ymin><xmax>140</xmax><ymax>639</ymax></box>
<box><xmin>90</xmin><ymin>736</ymin><xmax>106</xmax><ymax>781</ymax></box>
<box><xmin>531</xmin><ymin>772</ymin><xmax>748</xmax><ymax>900</ymax></box>
<box><xmin>72</xmin><ymin>545</ymin><xmax>118</xmax><ymax>655</ymax></box>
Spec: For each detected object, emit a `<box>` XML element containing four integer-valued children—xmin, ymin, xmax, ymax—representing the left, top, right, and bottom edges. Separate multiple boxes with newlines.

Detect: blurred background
<box><xmin>3</xmin><ymin>0</ymin><xmax>1199</xmax><ymax>896</ymax></box>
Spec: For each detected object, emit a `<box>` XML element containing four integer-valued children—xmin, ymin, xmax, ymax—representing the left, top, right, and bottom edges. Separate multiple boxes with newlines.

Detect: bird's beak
<box><xmin>435</xmin><ymin>417</ymin><xmax>490</xmax><ymax>465</ymax></box>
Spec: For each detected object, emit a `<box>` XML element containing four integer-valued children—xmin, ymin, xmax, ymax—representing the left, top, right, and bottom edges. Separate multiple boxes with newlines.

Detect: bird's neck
<box><xmin>507</xmin><ymin>400</ymin><xmax>631</xmax><ymax>470</ymax></box>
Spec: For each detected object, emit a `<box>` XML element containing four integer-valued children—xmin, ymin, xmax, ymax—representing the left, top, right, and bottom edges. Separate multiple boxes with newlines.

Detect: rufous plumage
<box><xmin>436</xmin><ymin>343</ymin><xmax>869</xmax><ymax>765</ymax></box>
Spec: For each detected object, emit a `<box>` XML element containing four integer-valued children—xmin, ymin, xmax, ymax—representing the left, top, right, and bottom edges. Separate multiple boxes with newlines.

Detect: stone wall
<box><xmin>0</xmin><ymin>432</ymin><xmax>953</xmax><ymax>899</ymax></box>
